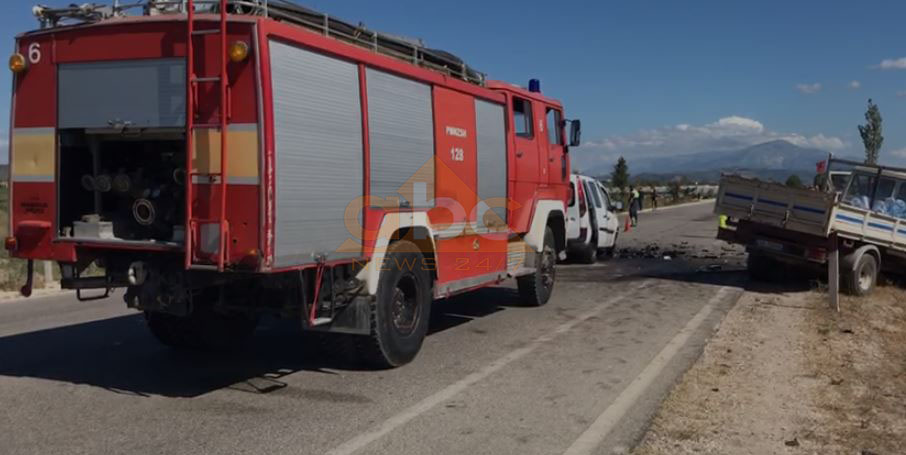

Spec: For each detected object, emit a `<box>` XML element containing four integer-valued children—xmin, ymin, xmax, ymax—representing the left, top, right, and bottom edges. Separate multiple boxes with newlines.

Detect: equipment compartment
<box><xmin>58</xmin><ymin>129</ymin><xmax>186</xmax><ymax>244</ymax></box>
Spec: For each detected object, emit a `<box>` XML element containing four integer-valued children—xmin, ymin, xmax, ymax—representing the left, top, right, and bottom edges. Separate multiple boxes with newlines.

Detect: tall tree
<box><xmin>611</xmin><ymin>156</ymin><xmax>629</xmax><ymax>191</ymax></box>
<box><xmin>858</xmin><ymin>98</ymin><xmax>884</xmax><ymax>165</ymax></box>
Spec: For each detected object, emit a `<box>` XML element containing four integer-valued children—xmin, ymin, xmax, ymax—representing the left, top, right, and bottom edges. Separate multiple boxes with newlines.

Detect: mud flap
<box><xmin>20</xmin><ymin>259</ymin><xmax>34</xmax><ymax>297</ymax></box>
<box><xmin>307</xmin><ymin>295</ymin><xmax>374</xmax><ymax>335</ymax></box>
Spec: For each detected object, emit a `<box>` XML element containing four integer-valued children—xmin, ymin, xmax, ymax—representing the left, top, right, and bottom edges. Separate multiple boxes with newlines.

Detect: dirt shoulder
<box><xmin>633</xmin><ymin>285</ymin><xmax>906</xmax><ymax>455</ymax></box>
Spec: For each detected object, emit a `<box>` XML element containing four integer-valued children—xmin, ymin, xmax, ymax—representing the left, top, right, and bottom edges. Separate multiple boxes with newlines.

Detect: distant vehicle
<box><xmin>566</xmin><ymin>174</ymin><xmax>622</xmax><ymax>263</ymax></box>
<box><xmin>715</xmin><ymin>159</ymin><xmax>906</xmax><ymax>296</ymax></box>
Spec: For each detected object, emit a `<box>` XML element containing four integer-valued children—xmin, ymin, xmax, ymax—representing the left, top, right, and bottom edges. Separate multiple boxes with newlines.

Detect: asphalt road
<box><xmin>0</xmin><ymin>201</ymin><xmax>746</xmax><ymax>455</ymax></box>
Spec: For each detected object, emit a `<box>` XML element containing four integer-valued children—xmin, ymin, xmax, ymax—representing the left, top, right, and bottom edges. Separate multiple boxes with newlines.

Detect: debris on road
<box><xmin>613</xmin><ymin>241</ymin><xmax>744</xmax><ymax>265</ymax></box>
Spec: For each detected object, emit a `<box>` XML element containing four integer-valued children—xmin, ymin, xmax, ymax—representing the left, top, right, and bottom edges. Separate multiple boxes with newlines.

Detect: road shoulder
<box><xmin>0</xmin><ymin>285</ymin><xmax>67</xmax><ymax>303</ymax></box>
<box><xmin>632</xmin><ymin>286</ymin><xmax>906</xmax><ymax>454</ymax></box>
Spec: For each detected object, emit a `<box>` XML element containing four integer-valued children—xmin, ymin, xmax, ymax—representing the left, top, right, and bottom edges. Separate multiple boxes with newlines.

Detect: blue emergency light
<box><xmin>528</xmin><ymin>79</ymin><xmax>541</xmax><ymax>93</ymax></box>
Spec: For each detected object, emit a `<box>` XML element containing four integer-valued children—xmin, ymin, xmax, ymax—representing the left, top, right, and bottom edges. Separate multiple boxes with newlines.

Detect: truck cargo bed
<box><xmin>715</xmin><ymin>175</ymin><xmax>835</xmax><ymax>238</ymax></box>
<box><xmin>716</xmin><ymin>167</ymin><xmax>906</xmax><ymax>254</ymax></box>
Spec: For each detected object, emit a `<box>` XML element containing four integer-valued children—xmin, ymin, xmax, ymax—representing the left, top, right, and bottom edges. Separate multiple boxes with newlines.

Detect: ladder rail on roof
<box><xmin>30</xmin><ymin>0</ymin><xmax>485</xmax><ymax>85</ymax></box>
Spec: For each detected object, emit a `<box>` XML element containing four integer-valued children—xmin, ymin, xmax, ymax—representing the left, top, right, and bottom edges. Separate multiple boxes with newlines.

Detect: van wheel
<box><xmin>576</xmin><ymin>241</ymin><xmax>597</xmax><ymax>264</ymax></box>
<box><xmin>842</xmin><ymin>253</ymin><xmax>878</xmax><ymax>296</ymax></box>
<box><xmin>598</xmin><ymin>232</ymin><xmax>619</xmax><ymax>259</ymax></box>
<box><xmin>145</xmin><ymin>302</ymin><xmax>258</xmax><ymax>351</ymax></box>
<box><xmin>518</xmin><ymin>227</ymin><xmax>556</xmax><ymax>306</ymax></box>
<box><xmin>355</xmin><ymin>241</ymin><xmax>432</xmax><ymax>368</ymax></box>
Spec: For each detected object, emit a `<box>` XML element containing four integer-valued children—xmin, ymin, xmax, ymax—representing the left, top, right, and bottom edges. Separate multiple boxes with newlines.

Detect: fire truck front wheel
<box><xmin>357</xmin><ymin>240</ymin><xmax>432</xmax><ymax>368</ymax></box>
<box><xmin>144</xmin><ymin>303</ymin><xmax>258</xmax><ymax>351</ymax></box>
<box><xmin>518</xmin><ymin>226</ymin><xmax>556</xmax><ymax>306</ymax></box>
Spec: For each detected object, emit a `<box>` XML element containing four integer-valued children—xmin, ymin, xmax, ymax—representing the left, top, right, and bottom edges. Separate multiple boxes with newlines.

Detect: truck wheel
<box><xmin>356</xmin><ymin>240</ymin><xmax>432</xmax><ymax>368</ymax></box>
<box><xmin>842</xmin><ymin>253</ymin><xmax>878</xmax><ymax>296</ymax></box>
<box><xmin>518</xmin><ymin>226</ymin><xmax>556</xmax><ymax>306</ymax></box>
<box><xmin>144</xmin><ymin>303</ymin><xmax>258</xmax><ymax>351</ymax></box>
<box><xmin>746</xmin><ymin>253</ymin><xmax>781</xmax><ymax>282</ymax></box>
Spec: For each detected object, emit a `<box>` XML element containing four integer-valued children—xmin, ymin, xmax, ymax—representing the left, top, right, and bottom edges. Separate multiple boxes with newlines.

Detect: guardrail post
<box><xmin>828</xmin><ymin>233</ymin><xmax>839</xmax><ymax>311</ymax></box>
<box><xmin>43</xmin><ymin>260</ymin><xmax>53</xmax><ymax>287</ymax></box>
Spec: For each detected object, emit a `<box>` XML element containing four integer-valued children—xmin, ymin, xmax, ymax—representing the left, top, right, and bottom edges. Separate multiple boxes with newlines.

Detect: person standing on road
<box><xmin>650</xmin><ymin>185</ymin><xmax>658</xmax><ymax>210</ymax></box>
<box><xmin>629</xmin><ymin>186</ymin><xmax>640</xmax><ymax>226</ymax></box>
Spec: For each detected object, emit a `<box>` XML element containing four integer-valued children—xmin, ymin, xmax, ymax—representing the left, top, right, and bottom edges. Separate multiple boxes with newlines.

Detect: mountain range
<box><xmin>584</xmin><ymin>140</ymin><xmax>841</xmax><ymax>183</ymax></box>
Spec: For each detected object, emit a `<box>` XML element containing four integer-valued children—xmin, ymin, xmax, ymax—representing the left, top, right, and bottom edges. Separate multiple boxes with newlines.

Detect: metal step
<box><xmin>310</xmin><ymin>317</ymin><xmax>333</xmax><ymax>327</ymax></box>
<box><xmin>191</xmin><ymin>29</ymin><xmax>221</xmax><ymax>35</ymax></box>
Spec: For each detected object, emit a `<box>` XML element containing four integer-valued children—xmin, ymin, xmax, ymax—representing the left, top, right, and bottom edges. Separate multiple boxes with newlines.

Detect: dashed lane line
<box><xmin>561</xmin><ymin>286</ymin><xmax>733</xmax><ymax>455</ymax></box>
<box><xmin>323</xmin><ymin>281</ymin><xmax>653</xmax><ymax>455</ymax></box>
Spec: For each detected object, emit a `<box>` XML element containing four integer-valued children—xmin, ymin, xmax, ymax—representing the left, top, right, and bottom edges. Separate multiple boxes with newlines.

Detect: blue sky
<box><xmin>2</xmin><ymin>0</ymin><xmax>906</xmax><ymax>170</ymax></box>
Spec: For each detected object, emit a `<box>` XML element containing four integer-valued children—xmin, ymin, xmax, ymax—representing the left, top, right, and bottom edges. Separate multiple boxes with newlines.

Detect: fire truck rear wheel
<box><xmin>518</xmin><ymin>226</ymin><xmax>556</xmax><ymax>306</ymax></box>
<box><xmin>144</xmin><ymin>303</ymin><xmax>258</xmax><ymax>351</ymax></box>
<box><xmin>356</xmin><ymin>240</ymin><xmax>432</xmax><ymax>368</ymax></box>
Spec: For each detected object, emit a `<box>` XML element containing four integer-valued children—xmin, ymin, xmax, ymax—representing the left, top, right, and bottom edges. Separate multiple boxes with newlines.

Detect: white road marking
<box><xmin>562</xmin><ymin>286</ymin><xmax>732</xmax><ymax>455</ymax></box>
<box><xmin>324</xmin><ymin>281</ymin><xmax>652</xmax><ymax>455</ymax></box>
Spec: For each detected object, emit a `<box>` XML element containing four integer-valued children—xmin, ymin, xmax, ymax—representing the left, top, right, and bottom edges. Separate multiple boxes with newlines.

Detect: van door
<box><xmin>566</xmin><ymin>177</ymin><xmax>580</xmax><ymax>239</ymax></box>
<box><xmin>584</xmin><ymin>179</ymin><xmax>612</xmax><ymax>249</ymax></box>
<box><xmin>582</xmin><ymin>179</ymin><xmax>600</xmax><ymax>245</ymax></box>
<box><xmin>597</xmin><ymin>184</ymin><xmax>619</xmax><ymax>247</ymax></box>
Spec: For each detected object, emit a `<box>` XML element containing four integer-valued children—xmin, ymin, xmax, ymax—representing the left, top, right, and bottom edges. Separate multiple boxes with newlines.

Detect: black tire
<box><xmin>355</xmin><ymin>240</ymin><xmax>432</xmax><ymax>368</ymax></box>
<box><xmin>576</xmin><ymin>241</ymin><xmax>597</xmax><ymax>264</ymax></box>
<box><xmin>518</xmin><ymin>226</ymin><xmax>556</xmax><ymax>306</ymax></box>
<box><xmin>598</xmin><ymin>232</ymin><xmax>619</xmax><ymax>260</ymax></box>
<box><xmin>747</xmin><ymin>252</ymin><xmax>782</xmax><ymax>283</ymax></box>
<box><xmin>144</xmin><ymin>298</ymin><xmax>258</xmax><ymax>351</ymax></box>
<box><xmin>842</xmin><ymin>253</ymin><xmax>878</xmax><ymax>296</ymax></box>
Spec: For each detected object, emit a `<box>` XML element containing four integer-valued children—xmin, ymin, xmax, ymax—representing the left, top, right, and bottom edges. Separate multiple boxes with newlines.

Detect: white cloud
<box><xmin>877</xmin><ymin>57</ymin><xmax>906</xmax><ymax>70</ymax></box>
<box><xmin>795</xmin><ymin>82</ymin><xmax>822</xmax><ymax>94</ymax></box>
<box><xmin>779</xmin><ymin>133</ymin><xmax>845</xmax><ymax>151</ymax></box>
<box><xmin>712</xmin><ymin>115</ymin><xmax>764</xmax><ymax>133</ymax></box>
<box><xmin>891</xmin><ymin>148</ymin><xmax>906</xmax><ymax>159</ymax></box>
<box><xmin>571</xmin><ymin>115</ymin><xmax>848</xmax><ymax>172</ymax></box>
<box><xmin>849</xmin><ymin>80</ymin><xmax>861</xmax><ymax>89</ymax></box>
<box><xmin>897</xmin><ymin>90</ymin><xmax>906</xmax><ymax>98</ymax></box>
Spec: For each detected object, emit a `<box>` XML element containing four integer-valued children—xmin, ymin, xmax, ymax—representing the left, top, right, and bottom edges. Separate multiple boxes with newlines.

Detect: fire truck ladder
<box><xmin>185</xmin><ymin>0</ymin><xmax>230</xmax><ymax>271</ymax></box>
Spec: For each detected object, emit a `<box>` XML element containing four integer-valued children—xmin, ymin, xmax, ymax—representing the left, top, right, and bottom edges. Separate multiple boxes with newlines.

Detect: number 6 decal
<box><xmin>28</xmin><ymin>42</ymin><xmax>41</xmax><ymax>64</ymax></box>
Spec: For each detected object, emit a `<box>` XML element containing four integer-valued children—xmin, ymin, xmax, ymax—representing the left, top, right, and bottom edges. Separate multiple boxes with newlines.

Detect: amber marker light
<box><xmin>8</xmin><ymin>53</ymin><xmax>26</xmax><ymax>73</ymax></box>
<box><xmin>228</xmin><ymin>41</ymin><xmax>249</xmax><ymax>62</ymax></box>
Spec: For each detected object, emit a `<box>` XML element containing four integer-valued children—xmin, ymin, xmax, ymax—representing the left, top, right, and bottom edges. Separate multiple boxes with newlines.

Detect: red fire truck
<box><xmin>6</xmin><ymin>1</ymin><xmax>580</xmax><ymax>367</ymax></box>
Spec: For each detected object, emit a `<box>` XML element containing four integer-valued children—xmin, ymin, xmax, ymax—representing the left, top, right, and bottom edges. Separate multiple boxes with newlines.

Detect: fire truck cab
<box><xmin>6</xmin><ymin>1</ymin><xmax>580</xmax><ymax>367</ymax></box>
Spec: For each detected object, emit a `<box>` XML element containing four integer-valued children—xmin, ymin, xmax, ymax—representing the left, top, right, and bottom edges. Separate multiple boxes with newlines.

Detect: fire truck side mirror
<box><xmin>568</xmin><ymin>119</ymin><xmax>582</xmax><ymax>147</ymax></box>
